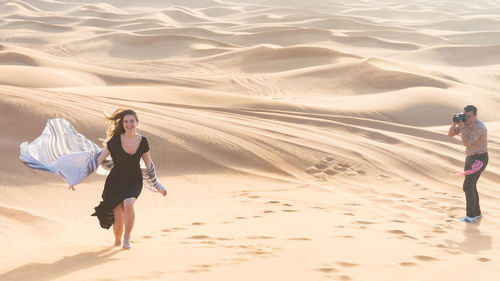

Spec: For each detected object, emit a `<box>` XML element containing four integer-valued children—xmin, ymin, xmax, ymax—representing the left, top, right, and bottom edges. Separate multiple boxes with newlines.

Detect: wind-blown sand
<box><xmin>1</xmin><ymin>0</ymin><xmax>500</xmax><ymax>280</ymax></box>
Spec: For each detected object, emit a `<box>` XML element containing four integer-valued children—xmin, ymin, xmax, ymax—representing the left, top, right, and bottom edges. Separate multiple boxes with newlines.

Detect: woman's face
<box><xmin>123</xmin><ymin>114</ymin><xmax>138</xmax><ymax>133</ymax></box>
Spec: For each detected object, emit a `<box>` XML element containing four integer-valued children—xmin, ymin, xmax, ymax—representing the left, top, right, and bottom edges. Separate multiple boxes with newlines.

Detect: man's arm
<box><xmin>448</xmin><ymin>122</ymin><xmax>460</xmax><ymax>137</ymax></box>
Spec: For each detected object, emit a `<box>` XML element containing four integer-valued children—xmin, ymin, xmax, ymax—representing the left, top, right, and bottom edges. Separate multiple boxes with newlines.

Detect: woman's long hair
<box><xmin>104</xmin><ymin>108</ymin><xmax>138</xmax><ymax>144</ymax></box>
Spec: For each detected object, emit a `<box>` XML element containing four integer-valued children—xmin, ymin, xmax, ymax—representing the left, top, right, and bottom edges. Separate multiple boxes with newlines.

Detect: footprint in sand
<box><xmin>215</xmin><ymin>237</ymin><xmax>233</xmax><ymax>241</ymax></box>
<box><xmin>314</xmin><ymin>162</ymin><xmax>329</xmax><ymax>169</ymax></box>
<box><xmin>186</xmin><ymin>264</ymin><xmax>214</xmax><ymax>273</ymax></box>
<box><xmin>353</xmin><ymin>221</ymin><xmax>377</xmax><ymax>225</ymax></box>
<box><xmin>282</xmin><ymin>209</ymin><xmax>299</xmax><ymax>213</ymax></box>
<box><xmin>314</xmin><ymin>267</ymin><xmax>339</xmax><ymax>273</ymax></box>
<box><xmin>162</xmin><ymin>227</ymin><xmax>186</xmax><ymax>232</ymax></box>
<box><xmin>344</xmin><ymin>203</ymin><xmax>362</xmax><ymax>207</ymax></box>
<box><xmin>305</xmin><ymin>167</ymin><xmax>323</xmax><ymax>174</ymax></box>
<box><xmin>414</xmin><ymin>255</ymin><xmax>438</xmax><ymax>261</ymax></box>
<box><xmin>192</xmin><ymin>222</ymin><xmax>204</xmax><ymax>226</ymax></box>
<box><xmin>399</xmin><ymin>262</ymin><xmax>417</xmax><ymax>267</ymax></box>
<box><xmin>336</xmin><ymin>262</ymin><xmax>359</xmax><ymax>268</ymax></box>
<box><xmin>387</xmin><ymin>230</ymin><xmax>418</xmax><ymax>240</ymax></box>
<box><xmin>307</xmin><ymin>157</ymin><xmax>365</xmax><ymax>180</ymax></box>
<box><xmin>324</xmin><ymin>169</ymin><xmax>337</xmax><ymax>176</ymax></box>
<box><xmin>187</xmin><ymin>235</ymin><xmax>211</xmax><ymax>240</ymax></box>
<box><xmin>387</xmin><ymin>230</ymin><xmax>406</xmax><ymax>235</ymax></box>
<box><xmin>288</xmin><ymin>237</ymin><xmax>311</xmax><ymax>241</ymax></box>
<box><xmin>237</xmin><ymin>244</ymin><xmax>275</xmax><ymax>257</ymax></box>
<box><xmin>233</xmin><ymin>191</ymin><xmax>261</xmax><ymax>200</ymax></box>
<box><xmin>141</xmin><ymin>235</ymin><xmax>153</xmax><ymax>239</ymax></box>
<box><xmin>432</xmin><ymin>226</ymin><xmax>446</xmax><ymax>233</ymax></box>
<box><xmin>245</xmin><ymin>235</ymin><xmax>274</xmax><ymax>240</ymax></box>
<box><xmin>403</xmin><ymin>235</ymin><xmax>418</xmax><ymax>240</ymax></box>
<box><xmin>478</xmin><ymin>258</ymin><xmax>490</xmax><ymax>262</ymax></box>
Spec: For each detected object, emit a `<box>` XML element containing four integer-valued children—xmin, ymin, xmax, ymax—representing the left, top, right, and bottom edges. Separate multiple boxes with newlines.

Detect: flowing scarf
<box><xmin>453</xmin><ymin>159</ymin><xmax>484</xmax><ymax>176</ymax></box>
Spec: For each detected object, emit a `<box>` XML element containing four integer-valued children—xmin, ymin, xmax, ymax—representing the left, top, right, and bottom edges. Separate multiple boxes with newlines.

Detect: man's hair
<box><xmin>464</xmin><ymin>105</ymin><xmax>477</xmax><ymax>115</ymax></box>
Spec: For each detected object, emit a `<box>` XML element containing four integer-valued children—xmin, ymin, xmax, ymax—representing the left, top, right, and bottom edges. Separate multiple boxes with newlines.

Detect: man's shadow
<box><xmin>0</xmin><ymin>247</ymin><xmax>121</xmax><ymax>281</ymax></box>
<box><xmin>444</xmin><ymin>220</ymin><xmax>492</xmax><ymax>254</ymax></box>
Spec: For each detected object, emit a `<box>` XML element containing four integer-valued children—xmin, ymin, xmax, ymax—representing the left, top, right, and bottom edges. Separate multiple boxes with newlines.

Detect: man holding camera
<box><xmin>448</xmin><ymin>105</ymin><xmax>488</xmax><ymax>223</ymax></box>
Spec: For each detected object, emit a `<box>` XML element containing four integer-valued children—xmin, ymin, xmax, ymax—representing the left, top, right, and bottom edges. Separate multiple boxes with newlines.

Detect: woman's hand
<box><xmin>97</xmin><ymin>148</ymin><xmax>110</xmax><ymax>166</ymax></box>
<box><xmin>160</xmin><ymin>189</ymin><xmax>167</xmax><ymax>196</ymax></box>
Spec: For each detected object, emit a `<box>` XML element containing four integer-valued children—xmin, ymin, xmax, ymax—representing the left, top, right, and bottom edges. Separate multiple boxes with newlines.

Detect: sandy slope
<box><xmin>1</xmin><ymin>0</ymin><xmax>500</xmax><ymax>280</ymax></box>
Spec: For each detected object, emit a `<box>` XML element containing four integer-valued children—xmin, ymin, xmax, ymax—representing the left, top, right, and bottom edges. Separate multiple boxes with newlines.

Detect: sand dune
<box><xmin>339</xmin><ymin>7</ymin><xmax>459</xmax><ymax>21</ymax></box>
<box><xmin>1</xmin><ymin>19</ymin><xmax>75</xmax><ymax>32</ymax></box>
<box><xmin>415</xmin><ymin>18</ymin><xmax>500</xmax><ymax>32</ymax></box>
<box><xmin>60</xmin><ymin>32</ymin><xmax>236</xmax><ymax>59</ymax></box>
<box><xmin>201</xmin><ymin>45</ymin><xmax>359</xmax><ymax>73</ymax></box>
<box><xmin>344</xmin><ymin>30</ymin><xmax>448</xmax><ymax>46</ymax></box>
<box><xmin>271</xmin><ymin>59</ymin><xmax>451</xmax><ymax>97</ymax></box>
<box><xmin>1</xmin><ymin>0</ymin><xmax>500</xmax><ymax>280</ymax></box>
<box><xmin>397</xmin><ymin>45</ymin><xmax>500</xmax><ymax>67</ymax></box>
<box><xmin>445</xmin><ymin>31</ymin><xmax>500</xmax><ymax>45</ymax></box>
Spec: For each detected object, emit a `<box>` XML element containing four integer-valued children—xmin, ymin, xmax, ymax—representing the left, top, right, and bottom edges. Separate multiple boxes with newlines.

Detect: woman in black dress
<box><xmin>92</xmin><ymin>108</ymin><xmax>166</xmax><ymax>249</ymax></box>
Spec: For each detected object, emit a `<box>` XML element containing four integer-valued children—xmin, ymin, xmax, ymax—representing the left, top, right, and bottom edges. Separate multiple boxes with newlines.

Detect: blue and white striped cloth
<box><xmin>19</xmin><ymin>118</ymin><xmax>165</xmax><ymax>193</ymax></box>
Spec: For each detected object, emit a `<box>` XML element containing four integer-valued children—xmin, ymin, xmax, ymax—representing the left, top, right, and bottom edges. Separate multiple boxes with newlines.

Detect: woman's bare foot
<box><xmin>114</xmin><ymin>240</ymin><xmax>121</xmax><ymax>247</ymax></box>
<box><xmin>123</xmin><ymin>238</ymin><xmax>131</xmax><ymax>249</ymax></box>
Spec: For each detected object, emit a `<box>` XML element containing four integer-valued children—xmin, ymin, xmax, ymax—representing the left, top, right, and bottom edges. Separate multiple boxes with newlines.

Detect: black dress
<box><xmin>91</xmin><ymin>134</ymin><xmax>149</xmax><ymax>229</ymax></box>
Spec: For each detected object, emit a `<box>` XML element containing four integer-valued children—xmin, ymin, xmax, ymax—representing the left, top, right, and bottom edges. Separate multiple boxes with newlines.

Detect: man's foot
<box><xmin>458</xmin><ymin>216</ymin><xmax>478</xmax><ymax>223</ymax></box>
<box><xmin>123</xmin><ymin>239</ymin><xmax>131</xmax><ymax>249</ymax></box>
<box><xmin>473</xmin><ymin>214</ymin><xmax>483</xmax><ymax>220</ymax></box>
<box><xmin>114</xmin><ymin>240</ymin><xmax>121</xmax><ymax>247</ymax></box>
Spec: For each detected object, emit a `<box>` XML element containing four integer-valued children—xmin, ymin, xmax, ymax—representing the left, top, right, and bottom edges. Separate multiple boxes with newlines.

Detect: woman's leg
<box><xmin>113</xmin><ymin>203</ymin><xmax>125</xmax><ymax>246</ymax></box>
<box><xmin>123</xmin><ymin>197</ymin><xmax>136</xmax><ymax>247</ymax></box>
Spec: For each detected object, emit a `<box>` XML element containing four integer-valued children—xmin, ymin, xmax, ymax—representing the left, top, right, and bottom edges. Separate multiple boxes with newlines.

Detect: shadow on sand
<box><xmin>0</xmin><ymin>247</ymin><xmax>121</xmax><ymax>281</ymax></box>
<box><xmin>444</xmin><ymin>220</ymin><xmax>492</xmax><ymax>255</ymax></box>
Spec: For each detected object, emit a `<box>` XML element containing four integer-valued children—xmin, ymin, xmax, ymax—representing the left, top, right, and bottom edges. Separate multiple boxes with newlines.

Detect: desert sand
<box><xmin>1</xmin><ymin>0</ymin><xmax>500</xmax><ymax>280</ymax></box>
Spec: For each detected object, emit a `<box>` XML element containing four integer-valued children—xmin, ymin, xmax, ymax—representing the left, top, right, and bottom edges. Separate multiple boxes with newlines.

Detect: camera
<box><xmin>453</xmin><ymin>112</ymin><xmax>466</xmax><ymax>123</ymax></box>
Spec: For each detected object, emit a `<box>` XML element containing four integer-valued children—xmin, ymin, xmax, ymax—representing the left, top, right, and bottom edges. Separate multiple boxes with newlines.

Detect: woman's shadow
<box><xmin>0</xmin><ymin>247</ymin><xmax>121</xmax><ymax>281</ymax></box>
<box><xmin>444</xmin><ymin>220</ymin><xmax>492</xmax><ymax>255</ymax></box>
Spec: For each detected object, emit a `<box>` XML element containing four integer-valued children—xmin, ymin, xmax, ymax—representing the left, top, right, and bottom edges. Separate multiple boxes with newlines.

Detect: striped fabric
<box><xmin>19</xmin><ymin>118</ymin><xmax>165</xmax><ymax>193</ymax></box>
<box><xmin>142</xmin><ymin>162</ymin><xmax>166</xmax><ymax>193</ymax></box>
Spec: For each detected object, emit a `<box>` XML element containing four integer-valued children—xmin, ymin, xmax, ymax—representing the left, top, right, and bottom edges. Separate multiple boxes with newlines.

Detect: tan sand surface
<box><xmin>1</xmin><ymin>0</ymin><xmax>500</xmax><ymax>280</ymax></box>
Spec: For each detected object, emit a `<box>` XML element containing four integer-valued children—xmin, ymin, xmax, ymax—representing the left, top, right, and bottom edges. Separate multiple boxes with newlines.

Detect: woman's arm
<box><xmin>142</xmin><ymin>151</ymin><xmax>166</xmax><ymax>196</ymax></box>
<box><xmin>97</xmin><ymin>148</ymin><xmax>110</xmax><ymax>166</ymax></box>
<box><xmin>142</xmin><ymin>151</ymin><xmax>152</xmax><ymax>170</ymax></box>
